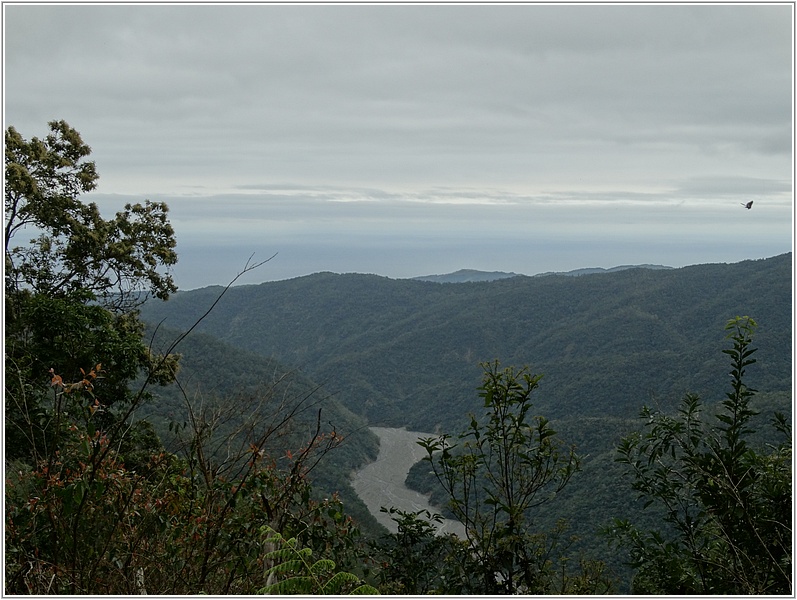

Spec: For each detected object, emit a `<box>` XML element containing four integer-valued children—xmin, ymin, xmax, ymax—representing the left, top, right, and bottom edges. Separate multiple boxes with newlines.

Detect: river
<box><xmin>351</xmin><ymin>426</ymin><xmax>465</xmax><ymax>537</ymax></box>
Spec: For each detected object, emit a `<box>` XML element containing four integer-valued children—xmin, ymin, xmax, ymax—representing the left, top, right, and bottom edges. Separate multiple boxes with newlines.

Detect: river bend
<box><xmin>351</xmin><ymin>427</ymin><xmax>465</xmax><ymax>537</ymax></box>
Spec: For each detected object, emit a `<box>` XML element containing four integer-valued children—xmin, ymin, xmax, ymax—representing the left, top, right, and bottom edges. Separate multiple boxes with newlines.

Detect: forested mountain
<box><xmin>413</xmin><ymin>264</ymin><xmax>672</xmax><ymax>283</ymax></box>
<box><xmin>140</xmin><ymin>253</ymin><xmax>791</xmax><ymax>431</ymax></box>
<box><xmin>534</xmin><ymin>263</ymin><xmax>673</xmax><ymax>277</ymax></box>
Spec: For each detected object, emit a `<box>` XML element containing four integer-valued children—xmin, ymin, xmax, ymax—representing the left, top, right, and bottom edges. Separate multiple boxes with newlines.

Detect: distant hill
<box><xmin>412</xmin><ymin>269</ymin><xmax>519</xmax><ymax>283</ymax></box>
<box><xmin>534</xmin><ymin>264</ymin><xmax>673</xmax><ymax>277</ymax></box>
<box><xmin>412</xmin><ymin>264</ymin><xmax>672</xmax><ymax>283</ymax></box>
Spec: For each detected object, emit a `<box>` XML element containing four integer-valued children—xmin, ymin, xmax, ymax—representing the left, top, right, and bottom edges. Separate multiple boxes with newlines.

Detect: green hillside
<box><xmin>138</xmin><ymin>325</ymin><xmax>383</xmax><ymax>535</ymax></box>
<box><xmin>140</xmin><ymin>253</ymin><xmax>791</xmax><ymax>431</ymax></box>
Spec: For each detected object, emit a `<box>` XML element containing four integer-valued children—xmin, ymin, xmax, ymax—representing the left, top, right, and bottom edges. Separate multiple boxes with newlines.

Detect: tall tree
<box><xmin>5</xmin><ymin>119</ymin><xmax>177</xmax><ymax>309</ymax></box>
<box><xmin>4</xmin><ymin>121</ymin><xmax>370</xmax><ymax>595</ymax></box>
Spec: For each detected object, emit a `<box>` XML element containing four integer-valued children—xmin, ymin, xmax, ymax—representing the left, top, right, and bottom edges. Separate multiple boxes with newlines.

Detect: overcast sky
<box><xmin>4</xmin><ymin>3</ymin><xmax>793</xmax><ymax>289</ymax></box>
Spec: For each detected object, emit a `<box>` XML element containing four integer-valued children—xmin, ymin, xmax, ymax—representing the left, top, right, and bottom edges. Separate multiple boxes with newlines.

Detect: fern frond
<box><xmin>258</xmin><ymin>525</ymin><xmax>379</xmax><ymax>595</ymax></box>
<box><xmin>263</xmin><ymin>547</ymin><xmax>297</xmax><ymax>562</ymax></box>
<box><xmin>310</xmin><ymin>558</ymin><xmax>336</xmax><ymax>577</ymax></box>
<box><xmin>350</xmin><ymin>583</ymin><xmax>381</xmax><ymax>595</ymax></box>
<box><xmin>321</xmin><ymin>570</ymin><xmax>359</xmax><ymax>594</ymax></box>
<box><xmin>264</xmin><ymin>559</ymin><xmax>305</xmax><ymax>577</ymax></box>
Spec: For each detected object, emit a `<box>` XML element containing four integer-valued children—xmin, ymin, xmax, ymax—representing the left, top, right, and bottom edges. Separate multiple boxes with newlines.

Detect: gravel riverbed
<box><xmin>351</xmin><ymin>426</ymin><xmax>465</xmax><ymax>537</ymax></box>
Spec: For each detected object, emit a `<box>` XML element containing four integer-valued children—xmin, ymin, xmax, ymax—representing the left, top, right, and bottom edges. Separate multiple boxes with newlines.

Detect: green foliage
<box><xmin>5</xmin><ymin>120</ymin><xmax>177</xmax><ymax>308</ymax></box>
<box><xmin>4</xmin><ymin>291</ymin><xmax>178</xmax><ymax>467</ymax></box>
<box><xmin>4</xmin><ymin>121</ymin><xmax>180</xmax><ymax>465</ymax></box>
<box><xmin>418</xmin><ymin>361</ymin><xmax>612</xmax><ymax>594</ymax></box>
<box><xmin>5</xmin><ymin>360</ymin><xmax>366</xmax><ymax>594</ymax></box>
<box><xmin>141</xmin><ymin>323</ymin><xmax>382</xmax><ymax>537</ymax></box>
<box><xmin>610</xmin><ymin>316</ymin><xmax>792</xmax><ymax>594</ymax></box>
<box><xmin>369</xmin><ymin>508</ymin><xmax>452</xmax><ymax>594</ymax></box>
<box><xmin>5</xmin><ymin>368</ymin><xmax>177</xmax><ymax>594</ymax></box>
<box><xmin>259</xmin><ymin>527</ymin><xmax>378</xmax><ymax>595</ymax></box>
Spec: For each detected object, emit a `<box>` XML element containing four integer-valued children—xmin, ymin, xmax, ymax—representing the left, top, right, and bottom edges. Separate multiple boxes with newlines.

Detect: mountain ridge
<box><xmin>413</xmin><ymin>264</ymin><xmax>673</xmax><ymax>283</ymax></box>
<box><xmin>412</xmin><ymin>269</ymin><xmax>519</xmax><ymax>283</ymax></box>
<box><xmin>533</xmin><ymin>263</ymin><xmax>673</xmax><ymax>277</ymax></box>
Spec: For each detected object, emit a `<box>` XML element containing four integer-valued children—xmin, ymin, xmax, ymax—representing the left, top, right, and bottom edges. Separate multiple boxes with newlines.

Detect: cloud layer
<box><xmin>5</xmin><ymin>4</ymin><xmax>792</xmax><ymax>288</ymax></box>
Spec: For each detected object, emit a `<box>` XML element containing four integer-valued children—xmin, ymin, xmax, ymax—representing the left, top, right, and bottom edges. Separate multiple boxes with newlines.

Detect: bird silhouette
<box><xmin>741</xmin><ymin>201</ymin><xmax>754</xmax><ymax>209</ymax></box>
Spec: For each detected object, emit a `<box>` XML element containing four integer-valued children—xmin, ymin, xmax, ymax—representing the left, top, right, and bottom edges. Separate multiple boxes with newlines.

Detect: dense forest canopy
<box><xmin>139</xmin><ymin>253</ymin><xmax>791</xmax><ymax>429</ymax></box>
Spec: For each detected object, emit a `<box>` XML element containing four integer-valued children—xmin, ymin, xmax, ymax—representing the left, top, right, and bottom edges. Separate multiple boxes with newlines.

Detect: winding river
<box><xmin>351</xmin><ymin>427</ymin><xmax>465</xmax><ymax>537</ymax></box>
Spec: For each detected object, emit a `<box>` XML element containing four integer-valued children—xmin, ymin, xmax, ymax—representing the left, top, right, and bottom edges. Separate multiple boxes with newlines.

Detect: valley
<box><xmin>140</xmin><ymin>253</ymin><xmax>792</xmax><ymax>431</ymax></box>
<box><xmin>137</xmin><ymin>253</ymin><xmax>792</xmax><ymax>589</ymax></box>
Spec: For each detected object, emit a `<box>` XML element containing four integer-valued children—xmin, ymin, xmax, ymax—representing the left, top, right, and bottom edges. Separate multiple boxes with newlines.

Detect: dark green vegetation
<box><xmin>609</xmin><ymin>316</ymin><xmax>791</xmax><ymax>594</ymax></box>
<box><xmin>139</xmin><ymin>253</ymin><xmax>791</xmax><ymax>431</ymax></box>
<box><xmin>140</xmin><ymin>324</ymin><xmax>382</xmax><ymax>534</ymax></box>
<box><xmin>6</xmin><ymin>121</ymin><xmax>791</xmax><ymax>594</ymax></box>
<box><xmin>416</xmin><ymin>361</ymin><xmax>606</xmax><ymax>594</ymax></box>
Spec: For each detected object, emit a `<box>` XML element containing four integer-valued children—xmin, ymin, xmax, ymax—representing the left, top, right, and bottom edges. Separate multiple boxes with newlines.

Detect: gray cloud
<box><xmin>4</xmin><ymin>4</ymin><xmax>792</xmax><ymax>288</ymax></box>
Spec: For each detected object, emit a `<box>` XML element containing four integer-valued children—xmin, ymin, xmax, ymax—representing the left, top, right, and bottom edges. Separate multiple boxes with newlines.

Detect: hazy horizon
<box><xmin>167</xmin><ymin>250</ymin><xmax>790</xmax><ymax>292</ymax></box>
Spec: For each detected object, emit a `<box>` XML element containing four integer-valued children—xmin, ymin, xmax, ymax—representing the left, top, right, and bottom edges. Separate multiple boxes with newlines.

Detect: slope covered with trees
<box><xmin>139</xmin><ymin>250</ymin><xmax>791</xmax><ymax>592</ymax></box>
<box><xmin>139</xmin><ymin>324</ymin><xmax>382</xmax><ymax>534</ymax></box>
<box><xmin>139</xmin><ymin>253</ymin><xmax>791</xmax><ymax>430</ymax></box>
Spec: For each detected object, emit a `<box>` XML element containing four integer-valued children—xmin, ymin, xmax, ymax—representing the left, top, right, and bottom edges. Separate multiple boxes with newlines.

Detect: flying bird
<box><xmin>741</xmin><ymin>201</ymin><xmax>754</xmax><ymax>209</ymax></box>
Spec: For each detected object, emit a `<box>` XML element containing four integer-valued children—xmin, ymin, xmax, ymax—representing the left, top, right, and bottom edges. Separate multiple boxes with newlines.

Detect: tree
<box><xmin>418</xmin><ymin>361</ymin><xmax>609</xmax><ymax>594</ymax></box>
<box><xmin>369</xmin><ymin>508</ymin><xmax>452</xmax><ymax>594</ymax></box>
<box><xmin>5</xmin><ymin>362</ymin><xmax>359</xmax><ymax>594</ymax></box>
<box><xmin>4</xmin><ymin>251</ymin><xmax>359</xmax><ymax>593</ymax></box>
<box><xmin>4</xmin><ymin>121</ymin><xmax>179</xmax><ymax>464</ymax></box>
<box><xmin>5</xmin><ymin>119</ymin><xmax>177</xmax><ymax>309</ymax></box>
<box><xmin>610</xmin><ymin>316</ymin><xmax>792</xmax><ymax>594</ymax></box>
<box><xmin>4</xmin><ymin>121</ymin><xmax>372</xmax><ymax>595</ymax></box>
